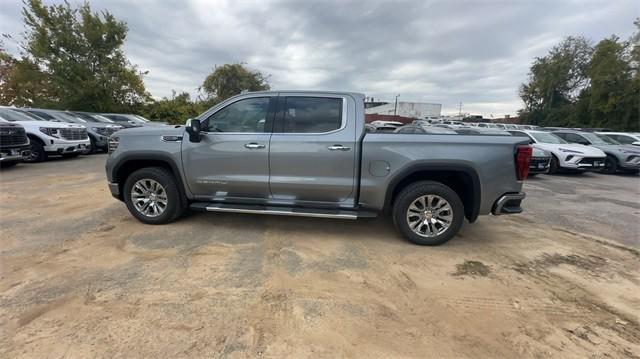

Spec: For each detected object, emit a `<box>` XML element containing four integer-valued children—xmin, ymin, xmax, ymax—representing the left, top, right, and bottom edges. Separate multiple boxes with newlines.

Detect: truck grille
<box><xmin>59</xmin><ymin>128</ymin><xmax>88</xmax><ymax>140</ymax></box>
<box><xmin>0</xmin><ymin>127</ymin><xmax>29</xmax><ymax>146</ymax></box>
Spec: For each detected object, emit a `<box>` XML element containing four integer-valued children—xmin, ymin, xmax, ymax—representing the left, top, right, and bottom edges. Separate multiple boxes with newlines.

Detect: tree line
<box><xmin>519</xmin><ymin>20</ymin><xmax>640</xmax><ymax>131</ymax></box>
<box><xmin>1</xmin><ymin>1</ymin><xmax>638</xmax><ymax>130</ymax></box>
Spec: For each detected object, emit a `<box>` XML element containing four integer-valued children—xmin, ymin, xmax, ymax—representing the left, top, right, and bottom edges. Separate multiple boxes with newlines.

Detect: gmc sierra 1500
<box><xmin>106</xmin><ymin>91</ymin><xmax>531</xmax><ymax>245</ymax></box>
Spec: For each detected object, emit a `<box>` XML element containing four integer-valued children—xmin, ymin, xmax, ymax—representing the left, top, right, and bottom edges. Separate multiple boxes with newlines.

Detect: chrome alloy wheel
<box><xmin>131</xmin><ymin>179</ymin><xmax>168</xmax><ymax>217</ymax></box>
<box><xmin>406</xmin><ymin>195</ymin><xmax>453</xmax><ymax>237</ymax></box>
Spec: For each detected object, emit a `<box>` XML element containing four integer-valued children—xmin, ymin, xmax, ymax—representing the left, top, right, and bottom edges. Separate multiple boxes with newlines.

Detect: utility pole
<box><xmin>458</xmin><ymin>102</ymin><xmax>463</xmax><ymax>119</ymax></box>
<box><xmin>394</xmin><ymin>94</ymin><xmax>400</xmax><ymax>116</ymax></box>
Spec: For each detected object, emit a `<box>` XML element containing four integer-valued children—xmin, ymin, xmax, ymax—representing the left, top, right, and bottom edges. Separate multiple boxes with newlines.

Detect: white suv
<box><xmin>508</xmin><ymin>130</ymin><xmax>606</xmax><ymax>174</ymax></box>
<box><xmin>0</xmin><ymin>107</ymin><xmax>90</xmax><ymax>162</ymax></box>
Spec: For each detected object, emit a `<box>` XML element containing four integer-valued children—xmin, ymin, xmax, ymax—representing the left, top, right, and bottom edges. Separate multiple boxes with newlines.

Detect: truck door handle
<box><xmin>328</xmin><ymin>145</ymin><xmax>350</xmax><ymax>151</ymax></box>
<box><xmin>244</xmin><ymin>143</ymin><xmax>265</xmax><ymax>149</ymax></box>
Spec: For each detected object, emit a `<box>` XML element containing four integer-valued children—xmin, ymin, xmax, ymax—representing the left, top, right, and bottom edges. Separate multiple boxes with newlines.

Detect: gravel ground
<box><xmin>0</xmin><ymin>154</ymin><xmax>639</xmax><ymax>358</ymax></box>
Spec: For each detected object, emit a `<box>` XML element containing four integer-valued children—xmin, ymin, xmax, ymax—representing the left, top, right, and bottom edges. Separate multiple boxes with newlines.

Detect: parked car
<box><xmin>508</xmin><ymin>130</ymin><xmax>606</xmax><ymax>174</ymax></box>
<box><xmin>101</xmin><ymin>113</ymin><xmax>166</xmax><ymax>128</ymax></box>
<box><xmin>25</xmin><ymin>109</ymin><xmax>122</xmax><ymax>154</ymax></box>
<box><xmin>395</xmin><ymin>125</ymin><xmax>457</xmax><ymax>134</ymax></box>
<box><xmin>528</xmin><ymin>147</ymin><xmax>551</xmax><ymax>176</ymax></box>
<box><xmin>596</xmin><ymin>132</ymin><xmax>640</xmax><ymax>147</ymax></box>
<box><xmin>106</xmin><ymin>91</ymin><xmax>531</xmax><ymax>246</ymax></box>
<box><xmin>552</xmin><ymin>130</ymin><xmax>640</xmax><ymax>174</ymax></box>
<box><xmin>0</xmin><ymin>119</ymin><xmax>31</xmax><ymax>168</ymax></box>
<box><xmin>0</xmin><ymin>107</ymin><xmax>89</xmax><ymax>162</ymax></box>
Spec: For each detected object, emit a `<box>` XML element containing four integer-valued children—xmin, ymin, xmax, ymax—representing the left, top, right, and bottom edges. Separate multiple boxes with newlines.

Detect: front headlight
<box><xmin>39</xmin><ymin>127</ymin><xmax>61</xmax><ymax>138</ymax></box>
<box><xmin>108</xmin><ymin>136</ymin><xmax>119</xmax><ymax>154</ymax></box>
<box><xmin>559</xmin><ymin>148</ymin><xmax>583</xmax><ymax>154</ymax></box>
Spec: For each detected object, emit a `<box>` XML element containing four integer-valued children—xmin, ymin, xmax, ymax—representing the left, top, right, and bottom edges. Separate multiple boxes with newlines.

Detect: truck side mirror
<box><xmin>185</xmin><ymin>119</ymin><xmax>201</xmax><ymax>143</ymax></box>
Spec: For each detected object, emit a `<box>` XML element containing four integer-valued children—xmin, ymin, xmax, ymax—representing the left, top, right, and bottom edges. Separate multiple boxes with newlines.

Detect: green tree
<box><xmin>587</xmin><ymin>37</ymin><xmax>638</xmax><ymax>131</ymax></box>
<box><xmin>519</xmin><ymin>36</ymin><xmax>593</xmax><ymax>126</ymax></box>
<box><xmin>201</xmin><ymin>63</ymin><xmax>270</xmax><ymax>101</ymax></box>
<box><xmin>144</xmin><ymin>91</ymin><xmax>201</xmax><ymax>125</ymax></box>
<box><xmin>11</xmin><ymin>0</ymin><xmax>149</xmax><ymax>111</ymax></box>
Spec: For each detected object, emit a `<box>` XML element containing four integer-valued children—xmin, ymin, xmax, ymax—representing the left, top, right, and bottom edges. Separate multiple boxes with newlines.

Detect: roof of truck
<box><xmin>242</xmin><ymin>90</ymin><xmax>366</xmax><ymax>98</ymax></box>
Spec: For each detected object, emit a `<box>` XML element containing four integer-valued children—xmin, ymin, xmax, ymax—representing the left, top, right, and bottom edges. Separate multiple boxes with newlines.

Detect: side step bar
<box><xmin>189</xmin><ymin>202</ymin><xmax>377</xmax><ymax>220</ymax></box>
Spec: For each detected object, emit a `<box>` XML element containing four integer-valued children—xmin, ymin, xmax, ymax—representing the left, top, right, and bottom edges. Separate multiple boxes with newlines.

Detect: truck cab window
<box><xmin>281</xmin><ymin>97</ymin><xmax>342</xmax><ymax>133</ymax></box>
<box><xmin>204</xmin><ymin>97</ymin><xmax>269</xmax><ymax>133</ymax></box>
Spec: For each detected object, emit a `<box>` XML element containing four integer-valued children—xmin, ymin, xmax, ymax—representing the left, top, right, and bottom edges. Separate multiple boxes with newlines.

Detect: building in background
<box><xmin>365</xmin><ymin>101</ymin><xmax>442</xmax><ymax>119</ymax></box>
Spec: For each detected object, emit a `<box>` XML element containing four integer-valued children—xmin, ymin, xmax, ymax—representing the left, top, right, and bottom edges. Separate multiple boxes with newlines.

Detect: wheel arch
<box><xmin>383</xmin><ymin>163</ymin><xmax>481</xmax><ymax>223</ymax></box>
<box><xmin>111</xmin><ymin>153</ymin><xmax>187</xmax><ymax>201</ymax></box>
<box><xmin>26</xmin><ymin>133</ymin><xmax>45</xmax><ymax>145</ymax></box>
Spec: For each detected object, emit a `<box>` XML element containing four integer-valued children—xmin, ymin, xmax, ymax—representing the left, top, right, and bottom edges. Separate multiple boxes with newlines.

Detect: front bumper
<box><xmin>44</xmin><ymin>139</ymin><xmax>90</xmax><ymax>154</ymax></box>
<box><xmin>620</xmin><ymin>155</ymin><xmax>640</xmax><ymax>170</ymax></box>
<box><xmin>529</xmin><ymin>157</ymin><xmax>550</xmax><ymax>174</ymax></box>
<box><xmin>560</xmin><ymin>156</ymin><xmax>605</xmax><ymax>171</ymax></box>
<box><xmin>492</xmin><ymin>192</ymin><xmax>526</xmax><ymax>215</ymax></box>
<box><xmin>0</xmin><ymin>144</ymin><xmax>31</xmax><ymax>162</ymax></box>
<box><xmin>108</xmin><ymin>181</ymin><xmax>121</xmax><ymax>200</ymax></box>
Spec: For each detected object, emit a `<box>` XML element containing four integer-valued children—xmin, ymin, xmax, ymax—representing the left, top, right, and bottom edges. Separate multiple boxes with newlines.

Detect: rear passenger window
<box><xmin>281</xmin><ymin>97</ymin><xmax>342</xmax><ymax>133</ymax></box>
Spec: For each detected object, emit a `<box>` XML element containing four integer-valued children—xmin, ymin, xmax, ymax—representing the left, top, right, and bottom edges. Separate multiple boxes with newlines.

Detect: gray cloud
<box><xmin>0</xmin><ymin>0</ymin><xmax>637</xmax><ymax>116</ymax></box>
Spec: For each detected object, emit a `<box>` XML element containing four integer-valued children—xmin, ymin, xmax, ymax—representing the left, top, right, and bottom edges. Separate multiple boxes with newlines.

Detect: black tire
<box><xmin>602</xmin><ymin>156</ymin><xmax>618</xmax><ymax>174</ymax></box>
<box><xmin>0</xmin><ymin>161</ymin><xmax>18</xmax><ymax>168</ymax></box>
<box><xmin>61</xmin><ymin>153</ymin><xmax>81</xmax><ymax>159</ymax></box>
<box><xmin>548</xmin><ymin>155</ymin><xmax>559</xmax><ymax>174</ymax></box>
<box><xmin>123</xmin><ymin>167</ymin><xmax>187</xmax><ymax>224</ymax></box>
<box><xmin>392</xmin><ymin>181</ymin><xmax>464</xmax><ymax>246</ymax></box>
<box><xmin>25</xmin><ymin>141</ymin><xmax>46</xmax><ymax>163</ymax></box>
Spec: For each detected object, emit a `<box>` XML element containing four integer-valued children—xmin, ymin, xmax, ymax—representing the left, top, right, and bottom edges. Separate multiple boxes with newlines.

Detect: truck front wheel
<box><xmin>392</xmin><ymin>181</ymin><xmax>464</xmax><ymax>246</ymax></box>
<box><xmin>123</xmin><ymin>167</ymin><xmax>186</xmax><ymax>224</ymax></box>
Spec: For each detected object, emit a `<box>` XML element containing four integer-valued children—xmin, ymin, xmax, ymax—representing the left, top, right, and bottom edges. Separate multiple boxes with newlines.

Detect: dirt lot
<box><xmin>1</xmin><ymin>154</ymin><xmax>639</xmax><ymax>358</ymax></box>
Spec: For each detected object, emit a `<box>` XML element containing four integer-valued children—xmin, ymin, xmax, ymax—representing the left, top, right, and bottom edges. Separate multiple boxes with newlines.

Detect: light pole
<box><xmin>394</xmin><ymin>94</ymin><xmax>400</xmax><ymax>116</ymax></box>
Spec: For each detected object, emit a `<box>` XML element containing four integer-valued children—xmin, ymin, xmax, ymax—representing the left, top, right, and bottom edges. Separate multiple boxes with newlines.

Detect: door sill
<box><xmin>189</xmin><ymin>202</ymin><xmax>377</xmax><ymax>219</ymax></box>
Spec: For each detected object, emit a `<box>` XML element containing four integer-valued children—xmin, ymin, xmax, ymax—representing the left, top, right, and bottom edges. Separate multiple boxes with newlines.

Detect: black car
<box><xmin>0</xmin><ymin>121</ymin><xmax>31</xmax><ymax>168</ymax></box>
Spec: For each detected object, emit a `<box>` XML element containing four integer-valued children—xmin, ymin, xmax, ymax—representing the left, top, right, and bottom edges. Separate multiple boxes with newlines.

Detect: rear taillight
<box><xmin>516</xmin><ymin>145</ymin><xmax>532</xmax><ymax>180</ymax></box>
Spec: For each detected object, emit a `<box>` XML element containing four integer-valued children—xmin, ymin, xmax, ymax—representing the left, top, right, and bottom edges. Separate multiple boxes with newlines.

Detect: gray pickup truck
<box><xmin>106</xmin><ymin>91</ymin><xmax>531</xmax><ymax>245</ymax></box>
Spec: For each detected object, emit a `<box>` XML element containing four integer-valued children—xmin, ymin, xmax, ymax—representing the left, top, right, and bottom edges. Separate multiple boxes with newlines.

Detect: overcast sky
<box><xmin>1</xmin><ymin>0</ymin><xmax>638</xmax><ymax>116</ymax></box>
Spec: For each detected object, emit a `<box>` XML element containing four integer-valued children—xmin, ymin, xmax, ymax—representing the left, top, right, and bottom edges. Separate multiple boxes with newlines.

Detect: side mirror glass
<box><xmin>185</xmin><ymin>119</ymin><xmax>201</xmax><ymax>142</ymax></box>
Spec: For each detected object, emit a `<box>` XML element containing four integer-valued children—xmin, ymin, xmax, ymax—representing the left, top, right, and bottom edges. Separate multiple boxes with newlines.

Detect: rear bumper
<box><xmin>492</xmin><ymin>192</ymin><xmax>526</xmax><ymax>215</ymax></box>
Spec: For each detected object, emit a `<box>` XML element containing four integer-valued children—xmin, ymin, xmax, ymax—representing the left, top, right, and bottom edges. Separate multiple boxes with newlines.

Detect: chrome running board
<box><xmin>190</xmin><ymin>202</ymin><xmax>377</xmax><ymax>219</ymax></box>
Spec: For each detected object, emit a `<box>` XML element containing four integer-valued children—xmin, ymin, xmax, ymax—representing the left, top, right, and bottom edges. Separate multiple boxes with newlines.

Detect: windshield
<box><xmin>51</xmin><ymin>111</ymin><xmax>87</xmax><ymax>124</ymax></box>
<box><xmin>0</xmin><ymin>108</ymin><xmax>44</xmax><ymax>122</ymax></box>
<box><xmin>74</xmin><ymin>112</ymin><xmax>114</xmax><ymax>124</ymax></box>
<box><xmin>132</xmin><ymin>114</ymin><xmax>150</xmax><ymax>123</ymax></box>
<box><xmin>531</xmin><ymin>132</ymin><xmax>567</xmax><ymax>144</ymax></box>
<box><xmin>594</xmin><ymin>134</ymin><xmax>620</xmax><ymax>144</ymax></box>
<box><xmin>581</xmin><ymin>132</ymin><xmax>614</xmax><ymax>145</ymax></box>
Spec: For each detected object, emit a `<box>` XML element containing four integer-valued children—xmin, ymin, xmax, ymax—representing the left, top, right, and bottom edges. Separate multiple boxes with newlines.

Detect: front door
<box><xmin>182</xmin><ymin>95</ymin><xmax>275</xmax><ymax>201</ymax></box>
<box><xmin>268</xmin><ymin>94</ymin><xmax>357</xmax><ymax>205</ymax></box>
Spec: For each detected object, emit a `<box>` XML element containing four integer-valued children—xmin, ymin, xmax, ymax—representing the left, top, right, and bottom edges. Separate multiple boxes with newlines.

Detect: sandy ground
<box><xmin>0</xmin><ymin>154</ymin><xmax>639</xmax><ymax>358</ymax></box>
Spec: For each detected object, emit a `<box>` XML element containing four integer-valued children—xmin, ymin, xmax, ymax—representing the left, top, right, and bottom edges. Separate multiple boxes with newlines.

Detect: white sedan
<box><xmin>508</xmin><ymin>130</ymin><xmax>606</xmax><ymax>174</ymax></box>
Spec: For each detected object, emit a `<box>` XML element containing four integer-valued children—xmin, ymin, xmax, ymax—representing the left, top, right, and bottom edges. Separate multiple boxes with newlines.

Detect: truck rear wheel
<box><xmin>123</xmin><ymin>167</ymin><xmax>186</xmax><ymax>224</ymax></box>
<box><xmin>392</xmin><ymin>181</ymin><xmax>464</xmax><ymax>246</ymax></box>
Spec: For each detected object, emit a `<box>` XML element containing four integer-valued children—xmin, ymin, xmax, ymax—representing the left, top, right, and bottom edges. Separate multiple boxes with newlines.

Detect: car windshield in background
<box><xmin>582</xmin><ymin>132</ymin><xmax>614</xmax><ymax>145</ymax></box>
<box><xmin>531</xmin><ymin>132</ymin><xmax>567</xmax><ymax>144</ymax></box>
<box><xmin>0</xmin><ymin>108</ymin><xmax>41</xmax><ymax>122</ymax></box>
<box><xmin>54</xmin><ymin>111</ymin><xmax>87</xmax><ymax>124</ymax></box>
<box><xmin>595</xmin><ymin>134</ymin><xmax>621</xmax><ymax>145</ymax></box>
<box><xmin>75</xmin><ymin>113</ymin><xmax>114</xmax><ymax>124</ymax></box>
<box><xmin>132</xmin><ymin>114</ymin><xmax>150</xmax><ymax>123</ymax></box>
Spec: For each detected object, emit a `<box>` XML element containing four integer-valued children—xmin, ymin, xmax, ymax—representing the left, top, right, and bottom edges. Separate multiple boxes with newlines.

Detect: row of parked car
<box><xmin>367</xmin><ymin>120</ymin><xmax>640</xmax><ymax>175</ymax></box>
<box><xmin>0</xmin><ymin>106</ymin><xmax>165</xmax><ymax>167</ymax></box>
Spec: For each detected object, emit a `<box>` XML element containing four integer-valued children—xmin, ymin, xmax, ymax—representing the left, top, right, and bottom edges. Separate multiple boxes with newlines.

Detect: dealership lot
<box><xmin>0</xmin><ymin>156</ymin><xmax>639</xmax><ymax>358</ymax></box>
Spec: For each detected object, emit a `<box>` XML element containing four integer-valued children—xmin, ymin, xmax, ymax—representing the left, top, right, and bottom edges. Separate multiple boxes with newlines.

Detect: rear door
<box><xmin>268</xmin><ymin>94</ymin><xmax>357</xmax><ymax>205</ymax></box>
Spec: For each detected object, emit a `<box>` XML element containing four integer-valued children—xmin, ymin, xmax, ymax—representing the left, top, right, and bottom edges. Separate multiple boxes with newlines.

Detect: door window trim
<box><xmin>199</xmin><ymin>96</ymin><xmax>277</xmax><ymax>135</ymax></box>
<box><xmin>272</xmin><ymin>95</ymin><xmax>347</xmax><ymax>136</ymax></box>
